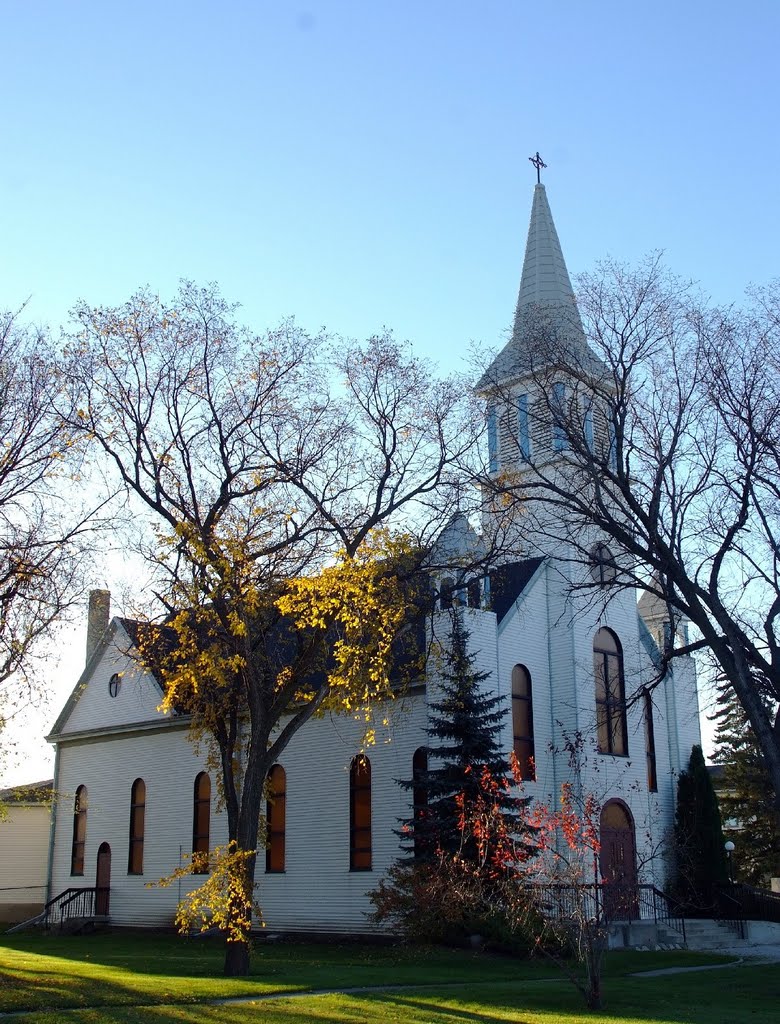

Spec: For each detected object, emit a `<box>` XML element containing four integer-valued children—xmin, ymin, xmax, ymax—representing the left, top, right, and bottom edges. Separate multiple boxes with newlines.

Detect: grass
<box><xmin>0</xmin><ymin>931</ymin><xmax>777</xmax><ymax>1023</ymax></box>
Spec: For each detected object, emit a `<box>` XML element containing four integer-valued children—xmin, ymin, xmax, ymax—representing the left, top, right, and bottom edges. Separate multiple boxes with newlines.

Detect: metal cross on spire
<box><xmin>529</xmin><ymin>151</ymin><xmax>547</xmax><ymax>184</ymax></box>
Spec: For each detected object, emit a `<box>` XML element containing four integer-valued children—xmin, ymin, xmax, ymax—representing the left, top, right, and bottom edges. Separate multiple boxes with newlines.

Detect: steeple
<box><xmin>514</xmin><ymin>184</ymin><xmax>578</xmax><ymax>314</ymax></box>
<box><xmin>480</xmin><ymin>179</ymin><xmax>599</xmax><ymax>388</ymax></box>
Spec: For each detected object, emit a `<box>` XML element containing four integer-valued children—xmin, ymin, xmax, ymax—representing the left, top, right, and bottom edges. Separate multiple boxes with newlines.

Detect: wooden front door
<box><xmin>95</xmin><ymin>842</ymin><xmax>111</xmax><ymax>916</ymax></box>
<box><xmin>599</xmin><ymin>800</ymin><xmax>638</xmax><ymax>920</ymax></box>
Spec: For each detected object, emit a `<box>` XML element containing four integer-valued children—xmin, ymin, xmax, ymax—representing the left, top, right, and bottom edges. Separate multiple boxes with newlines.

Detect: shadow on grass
<box><xmin>0</xmin><ymin>934</ymin><xmax>766</xmax><ymax>1023</ymax></box>
<box><xmin>8</xmin><ymin>968</ymin><xmax>780</xmax><ymax>1024</ymax></box>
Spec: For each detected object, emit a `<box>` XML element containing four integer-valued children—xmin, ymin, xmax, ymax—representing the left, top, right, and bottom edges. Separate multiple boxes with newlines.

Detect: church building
<box><xmin>43</xmin><ymin>178</ymin><xmax>701</xmax><ymax>934</ymax></box>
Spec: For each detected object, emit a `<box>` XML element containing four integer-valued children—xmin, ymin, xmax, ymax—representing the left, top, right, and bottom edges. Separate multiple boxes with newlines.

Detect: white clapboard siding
<box><xmin>47</xmin><ymin>552</ymin><xmax>698</xmax><ymax>929</ymax></box>
<box><xmin>59</xmin><ymin>624</ymin><xmax>168</xmax><ymax>736</ymax></box>
<box><xmin>52</xmin><ymin>725</ymin><xmax>224</xmax><ymax>929</ymax></box>
<box><xmin>0</xmin><ymin>804</ymin><xmax>50</xmax><ymax>919</ymax></box>
<box><xmin>51</xmin><ymin>695</ymin><xmax>429</xmax><ymax>933</ymax></box>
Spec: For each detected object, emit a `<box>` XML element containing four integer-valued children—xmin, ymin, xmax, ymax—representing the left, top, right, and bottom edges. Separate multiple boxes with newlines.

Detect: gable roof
<box><xmin>47</xmin><ymin>617</ymin><xmax>166</xmax><ymax>740</ymax></box>
<box><xmin>489</xmin><ymin>557</ymin><xmax>545</xmax><ymax>625</ymax></box>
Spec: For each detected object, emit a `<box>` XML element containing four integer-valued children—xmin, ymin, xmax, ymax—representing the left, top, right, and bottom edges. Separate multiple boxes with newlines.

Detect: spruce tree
<box><xmin>399</xmin><ymin>609</ymin><xmax>532</xmax><ymax>868</ymax></box>
<box><xmin>711</xmin><ymin>683</ymin><xmax>780</xmax><ymax>886</ymax></box>
<box><xmin>673</xmin><ymin>744</ymin><xmax>729</xmax><ymax>914</ymax></box>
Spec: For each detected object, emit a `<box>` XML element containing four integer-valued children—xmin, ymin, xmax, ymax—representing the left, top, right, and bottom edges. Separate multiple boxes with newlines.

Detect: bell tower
<box><xmin>479</xmin><ymin>158</ymin><xmax>608</xmax><ymax>558</ymax></box>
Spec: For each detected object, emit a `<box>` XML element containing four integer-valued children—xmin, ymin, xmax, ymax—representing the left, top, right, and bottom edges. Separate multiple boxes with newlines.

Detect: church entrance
<box><xmin>95</xmin><ymin>842</ymin><xmax>111</xmax><ymax>916</ymax></box>
<box><xmin>599</xmin><ymin>800</ymin><xmax>638</xmax><ymax>920</ymax></box>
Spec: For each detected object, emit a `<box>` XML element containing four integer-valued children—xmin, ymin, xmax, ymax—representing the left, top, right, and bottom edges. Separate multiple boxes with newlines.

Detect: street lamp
<box><xmin>724</xmin><ymin>840</ymin><xmax>735</xmax><ymax>885</ymax></box>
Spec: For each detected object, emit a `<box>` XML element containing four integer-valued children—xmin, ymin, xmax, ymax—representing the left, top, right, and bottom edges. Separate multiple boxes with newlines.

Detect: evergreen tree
<box><xmin>673</xmin><ymin>744</ymin><xmax>729</xmax><ymax>914</ymax></box>
<box><xmin>399</xmin><ymin>609</ymin><xmax>532</xmax><ymax>867</ymax></box>
<box><xmin>711</xmin><ymin>683</ymin><xmax>780</xmax><ymax>886</ymax></box>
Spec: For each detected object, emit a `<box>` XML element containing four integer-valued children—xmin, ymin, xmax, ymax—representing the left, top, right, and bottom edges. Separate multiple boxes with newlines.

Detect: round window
<box><xmin>108</xmin><ymin>673</ymin><xmax>121</xmax><ymax>698</ymax></box>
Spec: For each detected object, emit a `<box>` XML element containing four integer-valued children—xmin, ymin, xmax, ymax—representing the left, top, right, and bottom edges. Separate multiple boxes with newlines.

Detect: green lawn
<box><xmin>0</xmin><ymin>932</ymin><xmax>776</xmax><ymax>1023</ymax></box>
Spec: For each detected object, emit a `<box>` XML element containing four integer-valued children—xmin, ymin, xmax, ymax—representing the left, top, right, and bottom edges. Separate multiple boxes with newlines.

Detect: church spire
<box><xmin>480</xmin><ymin>168</ymin><xmax>597</xmax><ymax>387</ymax></box>
<box><xmin>513</xmin><ymin>182</ymin><xmax>577</xmax><ymax>314</ymax></box>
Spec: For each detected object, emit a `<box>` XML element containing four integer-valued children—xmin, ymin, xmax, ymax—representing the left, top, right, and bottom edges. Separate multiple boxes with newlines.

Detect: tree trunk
<box><xmin>221</xmin><ymin>729</ymin><xmax>268</xmax><ymax>977</ymax></box>
<box><xmin>224</xmin><ymin>939</ymin><xmax>251</xmax><ymax>977</ymax></box>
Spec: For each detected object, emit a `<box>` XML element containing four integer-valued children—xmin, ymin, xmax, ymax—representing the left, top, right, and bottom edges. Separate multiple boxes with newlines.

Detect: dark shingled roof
<box><xmin>488</xmin><ymin>558</ymin><xmax>544</xmax><ymax>624</ymax></box>
<box><xmin>0</xmin><ymin>779</ymin><xmax>53</xmax><ymax>803</ymax></box>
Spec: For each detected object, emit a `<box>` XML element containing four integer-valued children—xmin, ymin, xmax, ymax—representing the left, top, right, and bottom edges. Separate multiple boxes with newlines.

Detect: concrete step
<box><xmin>683</xmin><ymin>919</ymin><xmax>749</xmax><ymax>949</ymax></box>
<box><xmin>607</xmin><ymin>920</ymin><xmax>685</xmax><ymax>950</ymax></box>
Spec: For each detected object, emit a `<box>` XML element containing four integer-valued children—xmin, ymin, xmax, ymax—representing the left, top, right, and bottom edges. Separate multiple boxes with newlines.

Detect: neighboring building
<box><xmin>0</xmin><ymin>780</ymin><xmax>53</xmax><ymax>923</ymax></box>
<box><xmin>44</xmin><ymin>180</ymin><xmax>701</xmax><ymax>933</ymax></box>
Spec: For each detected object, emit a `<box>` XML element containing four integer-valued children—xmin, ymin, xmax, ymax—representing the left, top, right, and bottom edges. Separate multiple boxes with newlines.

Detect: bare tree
<box><xmin>0</xmin><ymin>308</ymin><xmax>95</xmax><ymax>767</ymax></box>
<box><xmin>63</xmin><ymin>282</ymin><xmax>496</xmax><ymax>974</ymax></box>
<box><xmin>480</xmin><ymin>254</ymin><xmax>780</xmax><ymax>810</ymax></box>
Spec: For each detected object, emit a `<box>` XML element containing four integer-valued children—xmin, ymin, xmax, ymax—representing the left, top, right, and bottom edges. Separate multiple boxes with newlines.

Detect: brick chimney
<box><xmin>86</xmin><ymin>589</ymin><xmax>111</xmax><ymax>665</ymax></box>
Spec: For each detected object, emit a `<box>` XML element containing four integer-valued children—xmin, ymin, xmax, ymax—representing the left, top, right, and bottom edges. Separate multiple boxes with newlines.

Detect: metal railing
<box><xmin>43</xmin><ymin>887</ymin><xmax>109</xmax><ymax>930</ymax></box>
<box><xmin>529</xmin><ymin>883</ymin><xmax>685</xmax><ymax>941</ymax></box>
<box><xmin>713</xmin><ymin>886</ymin><xmax>746</xmax><ymax>939</ymax></box>
<box><xmin>715</xmin><ymin>883</ymin><xmax>780</xmax><ymax>928</ymax></box>
<box><xmin>5</xmin><ymin>886</ymin><xmax>109</xmax><ymax>934</ymax></box>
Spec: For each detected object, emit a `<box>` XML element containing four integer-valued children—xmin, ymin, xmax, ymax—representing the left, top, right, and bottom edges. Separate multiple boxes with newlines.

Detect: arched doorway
<box><xmin>95</xmin><ymin>842</ymin><xmax>111</xmax><ymax>916</ymax></box>
<box><xmin>599</xmin><ymin>800</ymin><xmax>637</xmax><ymax>919</ymax></box>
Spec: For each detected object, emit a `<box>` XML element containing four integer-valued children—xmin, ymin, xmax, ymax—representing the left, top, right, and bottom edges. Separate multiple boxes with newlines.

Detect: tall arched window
<box><xmin>70</xmin><ymin>785</ymin><xmax>87</xmax><ymax>876</ymax></box>
<box><xmin>127</xmin><ymin>778</ymin><xmax>146</xmax><ymax>875</ymax></box>
<box><xmin>412</xmin><ymin>747</ymin><xmax>428</xmax><ymax>860</ymax></box>
<box><xmin>266</xmin><ymin>764</ymin><xmax>286</xmax><ymax>873</ymax></box>
<box><xmin>644</xmin><ymin>689</ymin><xmax>658</xmax><ymax>792</ymax></box>
<box><xmin>511</xmin><ymin>664</ymin><xmax>536</xmax><ymax>780</ymax></box>
<box><xmin>594</xmin><ymin>628</ymin><xmax>628</xmax><ymax>755</ymax></box>
<box><xmin>349</xmin><ymin>755</ymin><xmax>372</xmax><ymax>871</ymax></box>
<box><xmin>192</xmin><ymin>772</ymin><xmax>211</xmax><ymax>873</ymax></box>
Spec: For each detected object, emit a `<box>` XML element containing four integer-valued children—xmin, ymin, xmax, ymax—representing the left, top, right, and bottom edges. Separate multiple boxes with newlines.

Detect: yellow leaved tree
<box><xmin>63</xmin><ymin>283</ymin><xmax>492</xmax><ymax>975</ymax></box>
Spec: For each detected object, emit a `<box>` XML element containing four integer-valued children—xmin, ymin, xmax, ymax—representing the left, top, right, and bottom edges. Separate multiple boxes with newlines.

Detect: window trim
<box><xmin>70</xmin><ymin>785</ymin><xmax>87</xmax><ymax>876</ymax></box>
<box><xmin>594</xmin><ymin>627</ymin><xmax>628</xmax><ymax>757</ymax></box>
<box><xmin>192</xmin><ymin>772</ymin><xmax>211</xmax><ymax>874</ymax></box>
<box><xmin>511</xmin><ymin>663</ymin><xmax>536</xmax><ymax>781</ymax></box>
<box><xmin>590</xmin><ymin>542</ymin><xmax>617</xmax><ymax>587</ymax></box>
<box><xmin>265</xmin><ymin>764</ymin><xmax>286</xmax><ymax>873</ymax></box>
<box><xmin>349</xmin><ymin>755</ymin><xmax>372</xmax><ymax>871</ymax></box>
<box><xmin>127</xmin><ymin>777</ymin><xmax>146</xmax><ymax>875</ymax></box>
<box><xmin>644</xmin><ymin>689</ymin><xmax>658</xmax><ymax>792</ymax></box>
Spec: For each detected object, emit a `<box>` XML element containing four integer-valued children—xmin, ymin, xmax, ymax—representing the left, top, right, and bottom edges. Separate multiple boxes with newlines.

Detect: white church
<box><xmin>43</xmin><ymin>180</ymin><xmax>701</xmax><ymax>934</ymax></box>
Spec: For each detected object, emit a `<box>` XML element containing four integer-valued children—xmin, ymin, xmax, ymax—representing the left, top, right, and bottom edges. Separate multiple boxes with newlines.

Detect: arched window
<box><xmin>70</xmin><ymin>785</ymin><xmax>87</xmax><ymax>876</ymax></box>
<box><xmin>644</xmin><ymin>689</ymin><xmax>658</xmax><ymax>792</ymax></box>
<box><xmin>412</xmin><ymin>747</ymin><xmax>428</xmax><ymax>860</ymax></box>
<box><xmin>349</xmin><ymin>755</ymin><xmax>372</xmax><ymax>871</ymax></box>
<box><xmin>266</xmin><ymin>764</ymin><xmax>286</xmax><ymax>873</ymax></box>
<box><xmin>594</xmin><ymin>628</ymin><xmax>628</xmax><ymax>756</ymax></box>
<box><xmin>127</xmin><ymin>778</ymin><xmax>146</xmax><ymax>875</ymax></box>
<box><xmin>192</xmin><ymin>772</ymin><xmax>211</xmax><ymax>873</ymax></box>
<box><xmin>589</xmin><ymin>542</ymin><xmax>616</xmax><ymax>587</ymax></box>
<box><xmin>511</xmin><ymin>664</ymin><xmax>536</xmax><ymax>780</ymax></box>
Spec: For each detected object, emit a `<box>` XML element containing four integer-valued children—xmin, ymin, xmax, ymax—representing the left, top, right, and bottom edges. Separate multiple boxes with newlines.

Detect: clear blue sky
<box><xmin>4</xmin><ymin>0</ymin><xmax>779</xmax><ymax>356</ymax></box>
<box><xmin>2</xmin><ymin>0</ymin><xmax>778</xmax><ymax>783</ymax></box>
